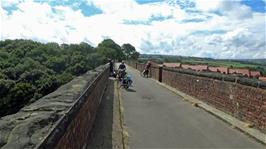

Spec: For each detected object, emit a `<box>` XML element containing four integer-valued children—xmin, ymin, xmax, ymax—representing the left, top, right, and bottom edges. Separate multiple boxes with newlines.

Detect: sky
<box><xmin>0</xmin><ymin>0</ymin><xmax>266</xmax><ymax>59</ymax></box>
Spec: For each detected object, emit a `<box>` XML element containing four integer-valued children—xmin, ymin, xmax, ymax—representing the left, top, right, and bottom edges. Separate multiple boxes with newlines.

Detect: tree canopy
<box><xmin>122</xmin><ymin>43</ymin><xmax>140</xmax><ymax>60</ymax></box>
<box><xmin>96</xmin><ymin>39</ymin><xmax>140</xmax><ymax>61</ymax></box>
<box><xmin>0</xmin><ymin>39</ymin><xmax>139</xmax><ymax>117</ymax></box>
<box><xmin>96</xmin><ymin>39</ymin><xmax>125</xmax><ymax>61</ymax></box>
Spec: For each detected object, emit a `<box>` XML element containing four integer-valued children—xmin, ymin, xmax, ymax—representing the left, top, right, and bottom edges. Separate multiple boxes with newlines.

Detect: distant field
<box><xmin>139</xmin><ymin>54</ymin><xmax>266</xmax><ymax>75</ymax></box>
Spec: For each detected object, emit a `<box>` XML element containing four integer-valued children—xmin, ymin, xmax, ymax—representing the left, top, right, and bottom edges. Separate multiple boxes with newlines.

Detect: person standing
<box><xmin>109</xmin><ymin>59</ymin><xmax>114</xmax><ymax>76</ymax></box>
<box><xmin>142</xmin><ymin>61</ymin><xmax>151</xmax><ymax>77</ymax></box>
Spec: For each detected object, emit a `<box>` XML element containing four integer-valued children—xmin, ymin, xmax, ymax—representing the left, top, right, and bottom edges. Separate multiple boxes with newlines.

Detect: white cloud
<box><xmin>3</xmin><ymin>2</ymin><xmax>77</xmax><ymax>43</ymax></box>
<box><xmin>1</xmin><ymin>0</ymin><xmax>265</xmax><ymax>59</ymax></box>
<box><xmin>137</xmin><ymin>7</ymin><xmax>266</xmax><ymax>59</ymax></box>
<box><xmin>194</xmin><ymin>0</ymin><xmax>224</xmax><ymax>11</ymax></box>
<box><xmin>86</xmin><ymin>0</ymin><xmax>186</xmax><ymax>22</ymax></box>
<box><xmin>2</xmin><ymin>0</ymin><xmax>23</xmax><ymax>7</ymax></box>
<box><xmin>86</xmin><ymin>0</ymin><xmax>137</xmax><ymax>14</ymax></box>
<box><xmin>194</xmin><ymin>0</ymin><xmax>253</xmax><ymax>19</ymax></box>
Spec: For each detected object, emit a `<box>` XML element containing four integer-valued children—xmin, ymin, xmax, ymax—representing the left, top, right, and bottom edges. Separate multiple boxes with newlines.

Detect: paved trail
<box><xmin>121</xmin><ymin>66</ymin><xmax>264</xmax><ymax>149</ymax></box>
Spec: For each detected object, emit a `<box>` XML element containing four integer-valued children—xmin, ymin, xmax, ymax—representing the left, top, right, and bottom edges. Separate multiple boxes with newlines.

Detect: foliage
<box><xmin>121</xmin><ymin>43</ymin><xmax>140</xmax><ymax>60</ymax></box>
<box><xmin>0</xmin><ymin>39</ymin><xmax>135</xmax><ymax>116</ymax></box>
<box><xmin>96</xmin><ymin>39</ymin><xmax>126</xmax><ymax>61</ymax></box>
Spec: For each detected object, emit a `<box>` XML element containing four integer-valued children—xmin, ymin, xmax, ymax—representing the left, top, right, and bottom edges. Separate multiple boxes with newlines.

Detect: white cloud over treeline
<box><xmin>1</xmin><ymin>0</ymin><xmax>265</xmax><ymax>59</ymax></box>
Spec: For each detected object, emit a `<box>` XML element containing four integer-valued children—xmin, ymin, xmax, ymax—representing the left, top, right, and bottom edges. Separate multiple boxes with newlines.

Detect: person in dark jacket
<box><xmin>118</xmin><ymin>61</ymin><xmax>126</xmax><ymax>80</ymax></box>
<box><xmin>109</xmin><ymin>59</ymin><xmax>114</xmax><ymax>76</ymax></box>
<box><xmin>142</xmin><ymin>61</ymin><xmax>151</xmax><ymax>77</ymax></box>
<box><xmin>118</xmin><ymin>61</ymin><xmax>126</xmax><ymax>70</ymax></box>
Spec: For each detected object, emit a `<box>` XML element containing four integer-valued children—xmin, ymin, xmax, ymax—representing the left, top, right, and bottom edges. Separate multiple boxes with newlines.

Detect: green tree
<box><xmin>96</xmin><ymin>47</ymin><xmax>117</xmax><ymax>60</ymax></box>
<box><xmin>45</xmin><ymin>57</ymin><xmax>66</xmax><ymax>73</ymax></box>
<box><xmin>57</xmin><ymin>72</ymin><xmax>73</xmax><ymax>85</ymax></box>
<box><xmin>37</xmin><ymin>76</ymin><xmax>60</xmax><ymax>95</ymax></box>
<box><xmin>19</xmin><ymin>69</ymin><xmax>48</xmax><ymax>85</ymax></box>
<box><xmin>0</xmin><ymin>51</ymin><xmax>9</xmax><ymax>59</ymax></box>
<box><xmin>121</xmin><ymin>43</ymin><xmax>140</xmax><ymax>60</ymax></box>
<box><xmin>9</xmin><ymin>83</ymin><xmax>35</xmax><ymax>102</ymax></box>
<box><xmin>67</xmin><ymin>63</ymin><xmax>87</xmax><ymax>75</ymax></box>
<box><xmin>97</xmin><ymin>39</ymin><xmax>125</xmax><ymax>61</ymax></box>
<box><xmin>0</xmin><ymin>79</ymin><xmax>15</xmax><ymax>97</ymax></box>
<box><xmin>0</xmin><ymin>38</ymin><xmax>139</xmax><ymax>117</ymax></box>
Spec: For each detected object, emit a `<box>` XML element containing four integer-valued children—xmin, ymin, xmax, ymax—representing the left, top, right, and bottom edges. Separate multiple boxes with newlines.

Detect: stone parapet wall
<box><xmin>0</xmin><ymin>65</ymin><xmax>109</xmax><ymax>149</ymax></box>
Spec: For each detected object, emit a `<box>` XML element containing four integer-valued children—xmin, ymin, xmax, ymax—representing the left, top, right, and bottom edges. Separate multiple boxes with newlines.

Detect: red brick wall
<box><xmin>163</xmin><ymin>63</ymin><xmax>181</xmax><ymax>68</ymax></box>
<box><xmin>181</xmin><ymin>64</ymin><xmax>193</xmax><ymax>69</ymax></box>
<box><xmin>127</xmin><ymin>61</ymin><xmax>137</xmax><ymax>69</ymax></box>
<box><xmin>135</xmin><ymin>63</ymin><xmax>160</xmax><ymax>80</ymax></box>
<box><xmin>136</xmin><ymin>63</ymin><xmax>145</xmax><ymax>72</ymax></box>
<box><xmin>162</xmin><ymin>69</ymin><xmax>266</xmax><ymax>132</ymax></box>
<box><xmin>208</xmin><ymin>66</ymin><xmax>229</xmax><ymax>74</ymax></box>
<box><xmin>190</xmin><ymin>65</ymin><xmax>208</xmax><ymax>71</ymax></box>
<box><xmin>250</xmin><ymin>71</ymin><xmax>261</xmax><ymax>78</ymax></box>
<box><xmin>55</xmin><ymin>68</ymin><xmax>109</xmax><ymax>149</ymax></box>
<box><xmin>229</xmin><ymin>68</ymin><xmax>250</xmax><ymax>77</ymax></box>
<box><xmin>260</xmin><ymin>77</ymin><xmax>266</xmax><ymax>82</ymax></box>
<box><xmin>208</xmin><ymin>66</ymin><xmax>218</xmax><ymax>72</ymax></box>
<box><xmin>150</xmin><ymin>67</ymin><xmax>160</xmax><ymax>81</ymax></box>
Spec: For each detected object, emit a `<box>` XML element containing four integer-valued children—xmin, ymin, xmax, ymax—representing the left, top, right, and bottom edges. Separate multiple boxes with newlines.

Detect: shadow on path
<box><xmin>125</xmin><ymin>88</ymin><xmax>136</xmax><ymax>92</ymax></box>
<box><xmin>86</xmin><ymin>78</ymin><xmax>116</xmax><ymax>149</ymax></box>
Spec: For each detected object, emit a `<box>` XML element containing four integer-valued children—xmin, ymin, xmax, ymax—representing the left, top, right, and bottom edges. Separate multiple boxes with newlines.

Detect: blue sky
<box><xmin>241</xmin><ymin>0</ymin><xmax>266</xmax><ymax>12</ymax></box>
<box><xmin>1</xmin><ymin>0</ymin><xmax>266</xmax><ymax>59</ymax></box>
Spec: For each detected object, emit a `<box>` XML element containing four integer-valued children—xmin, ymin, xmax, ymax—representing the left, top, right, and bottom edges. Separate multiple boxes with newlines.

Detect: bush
<box><xmin>259</xmin><ymin>81</ymin><xmax>266</xmax><ymax>89</ymax></box>
<box><xmin>237</xmin><ymin>78</ymin><xmax>259</xmax><ymax>88</ymax></box>
<box><xmin>223</xmin><ymin>75</ymin><xmax>236</xmax><ymax>82</ymax></box>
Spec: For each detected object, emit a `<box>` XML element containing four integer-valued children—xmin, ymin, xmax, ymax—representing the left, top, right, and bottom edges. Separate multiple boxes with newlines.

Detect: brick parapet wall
<box><xmin>162</xmin><ymin>69</ymin><xmax>266</xmax><ymax>132</ymax></box>
<box><xmin>150</xmin><ymin>67</ymin><xmax>160</xmax><ymax>81</ymax></box>
<box><xmin>136</xmin><ymin>63</ymin><xmax>145</xmax><ymax>72</ymax></box>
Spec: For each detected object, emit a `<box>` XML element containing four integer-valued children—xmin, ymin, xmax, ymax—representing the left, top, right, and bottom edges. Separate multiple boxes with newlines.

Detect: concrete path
<box><xmin>121</xmin><ymin>66</ymin><xmax>265</xmax><ymax>149</ymax></box>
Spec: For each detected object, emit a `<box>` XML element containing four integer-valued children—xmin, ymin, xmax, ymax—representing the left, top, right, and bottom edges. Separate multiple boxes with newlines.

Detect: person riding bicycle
<box><xmin>142</xmin><ymin>61</ymin><xmax>151</xmax><ymax>77</ymax></box>
<box><xmin>121</xmin><ymin>71</ymin><xmax>133</xmax><ymax>88</ymax></box>
<box><xmin>118</xmin><ymin>61</ymin><xmax>126</xmax><ymax>81</ymax></box>
<box><xmin>118</xmin><ymin>61</ymin><xmax>126</xmax><ymax>70</ymax></box>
